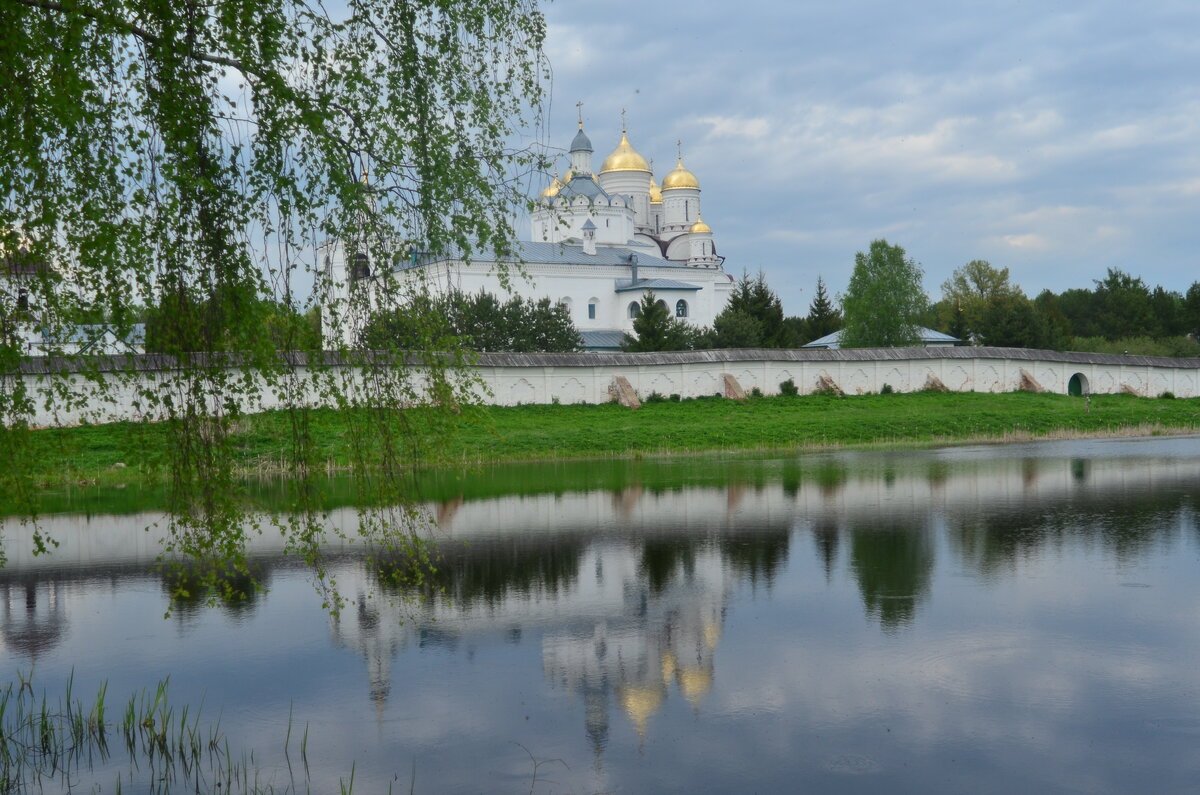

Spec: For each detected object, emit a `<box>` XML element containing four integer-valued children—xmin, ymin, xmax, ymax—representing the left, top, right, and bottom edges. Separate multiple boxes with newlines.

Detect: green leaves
<box><xmin>841</xmin><ymin>239</ymin><xmax>928</xmax><ymax>349</ymax></box>
<box><xmin>623</xmin><ymin>291</ymin><xmax>698</xmax><ymax>352</ymax></box>
<box><xmin>1</xmin><ymin>0</ymin><xmax>547</xmax><ymax>602</ymax></box>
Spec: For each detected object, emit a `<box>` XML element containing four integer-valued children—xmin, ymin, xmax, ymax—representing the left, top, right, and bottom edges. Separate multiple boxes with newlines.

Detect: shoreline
<box><xmin>6</xmin><ymin>392</ymin><xmax>1200</xmax><ymax>498</ymax></box>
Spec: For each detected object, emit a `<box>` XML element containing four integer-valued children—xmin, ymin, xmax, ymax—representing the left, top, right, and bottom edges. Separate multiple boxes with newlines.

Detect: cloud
<box><xmin>540</xmin><ymin>0</ymin><xmax>1200</xmax><ymax>309</ymax></box>
<box><xmin>696</xmin><ymin>115</ymin><xmax>771</xmax><ymax>142</ymax></box>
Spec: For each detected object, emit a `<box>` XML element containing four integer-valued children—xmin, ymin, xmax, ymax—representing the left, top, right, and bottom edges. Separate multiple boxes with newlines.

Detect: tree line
<box><xmin>627</xmin><ymin>241</ymin><xmax>1200</xmax><ymax>355</ymax></box>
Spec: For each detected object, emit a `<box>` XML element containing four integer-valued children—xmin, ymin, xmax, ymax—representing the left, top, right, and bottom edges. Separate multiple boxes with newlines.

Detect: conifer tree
<box><xmin>804</xmin><ymin>276</ymin><xmax>842</xmax><ymax>342</ymax></box>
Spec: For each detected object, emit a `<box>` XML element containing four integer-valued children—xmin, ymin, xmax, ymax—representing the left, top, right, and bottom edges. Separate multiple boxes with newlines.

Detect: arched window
<box><xmin>676</xmin><ymin>299</ymin><xmax>688</xmax><ymax>318</ymax></box>
<box><xmin>558</xmin><ymin>296</ymin><xmax>572</xmax><ymax>316</ymax></box>
<box><xmin>587</xmin><ymin>298</ymin><xmax>599</xmax><ymax>320</ymax></box>
<box><xmin>628</xmin><ymin>301</ymin><xmax>641</xmax><ymax>319</ymax></box>
<box><xmin>350</xmin><ymin>252</ymin><xmax>370</xmax><ymax>282</ymax></box>
<box><xmin>657</xmin><ymin>299</ymin><xmax>668</xmax><ymax>312</ymax></box>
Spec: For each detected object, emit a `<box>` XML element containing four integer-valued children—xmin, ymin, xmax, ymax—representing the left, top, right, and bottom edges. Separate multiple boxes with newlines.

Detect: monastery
<box><xmin>324</xmin><ymin>115</ymin><xmax>734</xmax><ymax>350</ymax></box>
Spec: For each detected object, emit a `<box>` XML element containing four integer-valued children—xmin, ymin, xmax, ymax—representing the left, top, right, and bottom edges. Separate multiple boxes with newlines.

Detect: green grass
<box><xmin>10</xmin><ymin>391</ymin><xmax>1200</xmax><ymax>497</ymax></box>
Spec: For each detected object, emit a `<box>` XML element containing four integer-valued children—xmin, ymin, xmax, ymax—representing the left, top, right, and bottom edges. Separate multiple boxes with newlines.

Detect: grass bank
<box><xmin>12</xmin><ymin>391</ymin><xmax>1200</xmax><ymax>494</ymax></box>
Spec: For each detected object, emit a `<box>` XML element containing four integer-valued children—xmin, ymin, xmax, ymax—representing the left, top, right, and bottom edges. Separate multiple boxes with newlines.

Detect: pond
<box><xmin>2</xmin><ymin>436</ymin><xmax>1200</xmax><ymax>793</ymax></box>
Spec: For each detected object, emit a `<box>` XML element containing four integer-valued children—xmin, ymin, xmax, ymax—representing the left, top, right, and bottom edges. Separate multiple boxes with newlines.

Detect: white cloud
<box><xmin>696</xmin><ymin>115</ymin><xmax>771</xmax><ymax>142</ymax></box>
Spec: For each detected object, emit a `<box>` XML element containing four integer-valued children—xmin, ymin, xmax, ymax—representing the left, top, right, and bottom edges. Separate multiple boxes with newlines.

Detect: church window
<box><xmin>558</xmin><ymin>297</ymin><xmax>572</xmax><ymax>316</ymax></box>
<box><xmin>628</xmin><ymin>301</ymin><xmax>640</xmax><ymax>319</ymax></box>
<box><xmin>17</xmin><ymin>288</ymin><xmax>29</xmax><ymax>311</ymax></box>
<box><xmin>676</xmin><ymin>300</ymin><xmax>688</xmax><ymax>318</ymax></box>
<box><xmin>685</xmin><ymin>200</ymin><xmax>690</xmax><ymax>221</ymax></box>
<box><xmin>350</xmin><ymin>253</ymin><xmax>370</xmax><ymax>282</ymax></box>
<box><xmin>588</xmin><ymin>300</ymin><xmax>597</xmax><ymax>320</ymax></box>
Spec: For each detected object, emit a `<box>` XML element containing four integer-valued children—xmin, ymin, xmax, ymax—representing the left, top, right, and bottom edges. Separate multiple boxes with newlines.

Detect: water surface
<box><xmin>3</xmin><ymin>436</ymin><xmax>1199</xmax><ymax>793</ymax></box>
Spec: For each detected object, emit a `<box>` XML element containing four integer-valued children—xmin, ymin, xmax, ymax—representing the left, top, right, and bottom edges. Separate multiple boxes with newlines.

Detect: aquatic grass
<box><xmin>0</xmin><ymin>671</ymin><xmax>340</xmax><ymax>793</ymax></box>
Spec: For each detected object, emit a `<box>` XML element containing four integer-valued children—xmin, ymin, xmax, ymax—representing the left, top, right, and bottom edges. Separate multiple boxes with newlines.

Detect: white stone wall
<box><xmin>10</xmin><ymin>348</ymin><xmax>1200</xmax><ymax>427</ymax></box>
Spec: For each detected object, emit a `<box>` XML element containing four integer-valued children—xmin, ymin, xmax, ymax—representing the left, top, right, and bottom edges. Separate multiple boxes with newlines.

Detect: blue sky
<box><xmin>534</xmin><ymin>0</ymin><xmax>1200</xmax><ymax>316</ymax></box>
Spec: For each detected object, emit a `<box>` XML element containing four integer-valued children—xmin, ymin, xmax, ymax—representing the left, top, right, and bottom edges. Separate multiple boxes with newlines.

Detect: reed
<box><xmin>0</xmin><ymin>671</ymin><xmax>348</xmax><ymax>793</ymax></box>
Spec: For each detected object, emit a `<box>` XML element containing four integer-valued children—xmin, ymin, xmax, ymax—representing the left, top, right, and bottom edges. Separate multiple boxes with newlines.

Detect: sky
<box><xmin>532</xmin><ymin>0</ymin><xmax>1200</xmax><ymax>316</ymax></box>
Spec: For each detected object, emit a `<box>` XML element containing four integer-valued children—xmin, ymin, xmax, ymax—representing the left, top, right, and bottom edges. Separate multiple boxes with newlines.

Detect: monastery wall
<box><xmin>10</xmin><ymin>346</ymin><xmax>1200</xmax><ymax>427</ymax></box>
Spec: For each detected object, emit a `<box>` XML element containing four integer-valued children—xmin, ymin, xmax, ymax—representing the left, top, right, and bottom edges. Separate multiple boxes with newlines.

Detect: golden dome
<box><xmin>662</xmin><ymin>157</ymin><xmax>700</xmax><ymax>190</ymax></box>
<box><xmin>649</xmin><ymin>175</ymin><xmax>663</xmax><ymax>204</ymax></box>
<box><xmin>600</xmin><ymin>132</ymin><xmax>651</xmax><ymax>173</ymax></box>
<box><xmin>540</xmin><ymin>170</ymin><xmax>563</xmax><ymax>198</ymax></box>
<box><xmin>690</xmin><ymin>215</ymin><xmax>712</xmax><ymax>234</ymax></box>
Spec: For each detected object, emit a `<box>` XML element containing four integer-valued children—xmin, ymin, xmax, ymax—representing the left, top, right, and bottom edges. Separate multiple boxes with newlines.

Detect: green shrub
<box><xmin>669</xmin><ymin>393</ymin><xmax>681</xmax><ymax>402</ymax></box>
<box><xmin>645</xmin><ymin>391</ymin><xmax>667</xmax><ymax>403</ymax></box>
<box><xmin>880</xmin><ymin>383</ymin><xmax>895</xmax><ymax>394</ymax></box>
<box><xmin>779</xmin><ymin>378</ymin><xmax>799</xmax><ymax>397</ymax></box>
<box><xmin>1160</xmin><ymin>391</ymin><xmax>1176</xmax><ymax>400</ymax></box>
<box><xmin>750</xmin><ymin>386</ymin><xmax>763</xmax><ymax>398</ymax></box>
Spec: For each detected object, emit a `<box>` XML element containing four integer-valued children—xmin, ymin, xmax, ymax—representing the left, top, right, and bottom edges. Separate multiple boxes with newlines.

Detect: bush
<box><xmin>880</xmin><ymin>383</ymin><xmax>895</xmax><ymax>394</ymax></box>
<box><xmin>645</xmin><ymin>391</ymin><xmax>667</xmax><ymax>403</ymax></box>
<box><xmin>669</xmin><ymin>393</ymin><xmax>681</xmax><ymax>402</ymax></box>
<box><xmin>750</xmin><ymin>386</ymin><xmax>763</xmax><ymax>398</ymax></box>
<box><xmin>779</xmin><ymin>378</ymin><xmax>799</xmax><ymax>397</ymax></box>
<box><xmin>1160</xmin><ymin>391</ymin><xmax>1176</xmax><ymax>399</ymax></box>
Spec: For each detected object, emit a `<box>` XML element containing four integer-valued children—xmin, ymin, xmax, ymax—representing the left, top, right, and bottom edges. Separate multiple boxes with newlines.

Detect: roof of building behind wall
<box><xmin>803</xmin><ymin>327</ymin><xmax>960</xmax><ymax>349</ymax></box>
<box><xmin>579</xmin><ymin>329</ymin><xmax>626</xmax><ymax>350</ymax></box>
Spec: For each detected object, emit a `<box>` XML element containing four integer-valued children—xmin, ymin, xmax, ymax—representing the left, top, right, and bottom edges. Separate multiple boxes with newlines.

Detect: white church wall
<box><xmin>12</xmin><ymin>348</ymin><xmax>1200</xmax><ymax>428</ymax></box>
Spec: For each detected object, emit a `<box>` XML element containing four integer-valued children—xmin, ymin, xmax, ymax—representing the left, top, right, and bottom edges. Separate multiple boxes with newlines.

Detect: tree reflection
<box><xmin>640</xmin><ymin>538</ymin><xmax>697</xmax><ymax>594</ymax></box>
<box><xmin>372</xmin><ymin>537</ymin><xmax>585</xmax><ymax>606</ymax></box>
<box><xmin>947</xmin><ymin>486</ymin><xmax>1197</xmax><ymax>576</ymax></box>
<box><xmin>719</xmin><ymin>528</ymin><xmax>790</xmax><ymax>589</ymax></box>
<box><xmin>849</xmin><ymin>522</ymin><xmax>934</xmax><ymax>631</ymax></box>
<box><xmin>811</xmin><ymin>519</ymin><xmax>840</xmax><ymax>583</ymax></box>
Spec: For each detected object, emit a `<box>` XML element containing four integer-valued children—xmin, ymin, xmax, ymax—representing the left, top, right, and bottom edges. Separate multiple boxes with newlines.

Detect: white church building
<box><xmin>324</xmin><ymin>118</ymin><xmax>734</xmax><ymax>350</ymax></box>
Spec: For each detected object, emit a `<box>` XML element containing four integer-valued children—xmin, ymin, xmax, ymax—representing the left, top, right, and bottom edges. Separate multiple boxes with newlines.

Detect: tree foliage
<box><xmin>710</xmin><ymin>270</ymin><xmax>786</xmax><ymax>348</ymax></box>
<box><xmin>361</xmin><ymin>289</ymin><xmax>580</xmax><ymax>353</ymax></box>
<box><xmin>622</xmin><ymin>291</ymin><xmax>698</xmax><ymax>352</ymax></box>
<box><xmin>799</xmin><ymin>275</ymin><xmax>842</xmax><ymax>343</ymax></box>
<box><xmin>937</xmin><ymin>260</ymin><xmax>1020</xmax><ymax>340</ymax></box>
<box><xmin>840</xmin><ymin>240</ymin><xmax>928</xmax><ymax>348</ymax></box>
<box><xmin>0</xmin><ymin>0</ymin><xmax>547</xmax><ymax>600</ymax></box>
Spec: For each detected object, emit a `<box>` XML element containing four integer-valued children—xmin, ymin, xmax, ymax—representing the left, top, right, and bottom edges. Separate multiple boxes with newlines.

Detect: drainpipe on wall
<box><xmin>630</xmin><ymin>253</ymin><xmax>638</xmax><ymax>285</ymax></box>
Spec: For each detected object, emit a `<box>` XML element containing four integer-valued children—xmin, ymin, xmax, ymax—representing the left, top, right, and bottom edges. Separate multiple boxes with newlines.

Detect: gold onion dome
<box><xmin>662</xmin><ymin>157</ymin><xmax>700</xmax><ymax>190</ymax></box>
<box><xmin>541</xmin><ymin>170</ymin><xmax>563</xmax><ymax>198</ymax></box>
<box><xmin>600</xmin><ymin>132</ymin><xmax>651</xmax><ymax>173</ymax></box>
<box><xmin>649</xmin><ymin>175</ymin><xmax>663</xmax><ymax>204</ymax></box>
<box><xmin>690</xmin><ymin>215</ymin><xmax>712</xmax><ymax>234</ymax></box>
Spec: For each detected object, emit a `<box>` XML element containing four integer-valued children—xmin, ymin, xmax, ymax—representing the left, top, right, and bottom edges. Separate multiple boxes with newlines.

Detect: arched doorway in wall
<box><xmin>1068</xmin><ymin>372</ymin><xmax>1090</xmax><ymax>396</ymax></box>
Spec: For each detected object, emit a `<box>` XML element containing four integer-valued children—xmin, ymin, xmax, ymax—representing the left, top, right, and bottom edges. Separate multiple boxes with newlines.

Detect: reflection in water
<box><xmin>850</xmin><ymin>521</ymin><xmax>934</xmax><ymax>631</ymax></box>
<box><xmin>1</xmin><ymin>580</ymin><xmax>67</xmax><ymax>661</ymax></box>
<box><xmin>3</xmin><ymin>437</ymin><xmax>1200</xmax><ymax>792</ymax></box>
<box><xmin>812</xmin><ymin>519</ymin><xmax>840</xmax><ymax>583</ymax></box>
